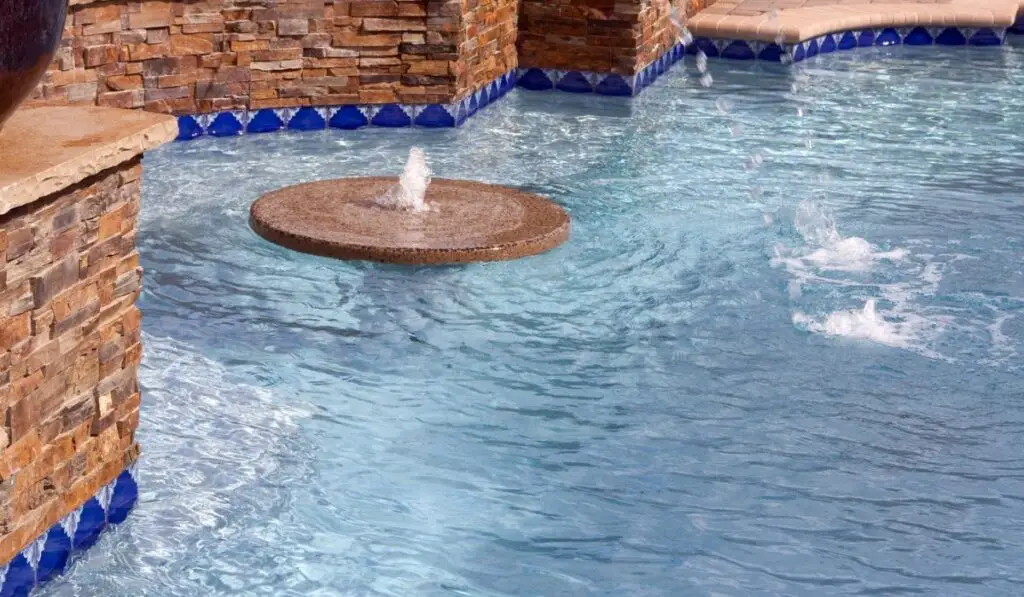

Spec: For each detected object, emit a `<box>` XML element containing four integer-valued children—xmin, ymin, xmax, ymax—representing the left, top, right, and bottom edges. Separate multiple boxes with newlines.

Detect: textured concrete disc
<box><xmin>250</xmin><ymin>177</ymin><xmax>571</xmax><ymax>265</ymax></box>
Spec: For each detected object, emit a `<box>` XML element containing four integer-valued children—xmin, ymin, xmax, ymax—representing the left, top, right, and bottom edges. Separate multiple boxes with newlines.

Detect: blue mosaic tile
<box><xmin>329</xmin><ymin>105</ymin><xmax>369</xmax><ymax>129</ymax></box>
<box><xmin>0</xmin><ymin>466</ymin><xmax>137</xmax><ymax>597</ymax></box>
<box><xmin>968</xmin><ymin>27</ymin><xmax>1003</xmax><ymax>46</ymax></box>
<box><xmin>517</xmin><ymin>67</ymin><xmax>554</xmax><ymax>91</ymax></box>
<box><xmin>288</xmin><ymin>107</ymin><xmax>326</xmax><ymax>131</ymax></box>
<box><xmin>904</xmin><ymin>26</ymin><xmax>933</xmax><ymax>45</ymax></box>
<box><xmin>793</xmin><ymin>43</ymin><xmax>806</xmax><ymax>63</ymax></box>
<box><xmin>806</xmin><ymin>38</ymin><xmax>820</xmax><ymax>57</ymax></box>
<box><xmin>758</xmin><ymin>42</ymin><xmax>785</xmax><ymax>61</ymax></box>
<box><xmin>555</xmin><ymin>71</ymin><xmax>593</xmax><ymax>93</ymax></box>
<box><xmin>176</xmin><ymin>115</ymin><xmax>204</xmax><ymax>140</ymax></box>
<box><xmin>875</xmin><ymin>27</ymin><xmax>901</xmax><ymax>46</ymax></box>
<box><xmin>246</xmin><ymin>108</ymin><xmax>284</xmax><ymax>133</ymax></box>
<box><xmin>0</xmin><ymin>553</ymin><xmax>35</xmax><ymax>597</ymax></box>
<box><xmin>637</xmin><ymin>68</ymin><xmax>652</xmax><ymax>90</ymax></box>
<box><xmin>206</xmin><ymin>111</ymin><xmax>245</xmax><ymax>137</ymax></box>
<box><xmin>35</xmin><ymin>527</ymin><xmax>71</xmax><ymax>583</ymax></box>
<box><xmin>697</xmin><ymin>37</ymin><xmax>721</xmax><ymax>57</ymax></box>
<box><xmin>106</xmin><ymin>467</ymin><xmax>140</xmax><ymax>525</ymax></box>
<box><xmin>370</xmin><ymin>104</ymin><xmax>412</xmax><ymax>127</ymax></box>
<box><xmin>498</xmin><ymin>71</ymin><xmax>514</xmax><ymax>94</ymax></box>
<box><xmin>414</xmin><ymin>104</ymin><xmax>456</xmax><ymax>128</ymax></box>
<box><xmin>721</xmin><ymin>40</ymin><xmax>755</xmax><ymax>60</ymax></box>
<box><xmin>695</xmin><ymin>26</ymin><xmax>1004</xmax><ymax>65</ymax></box>
<box><xmin>819</xmin><ymin>34</ymin><xmax>837</xmax><ymax>54</ymax></box>
<box><xmin>838</xmin><ymin>31</ymin><xmax>858</xmax><ymax>50</ymax></box>
<box><xmin>595</xmin><ymin>74</ymin><xmax>633</xmax><ymax>96</ymax></box>
<box><xmin>935</xmin><ymin>27</ymin><xmax>968</xmax><ymax>45</ymax></box>
<box><xmin>72</xmin><ymin>497</ymin><xmax>106</xmax><ymax>551</ymax></box>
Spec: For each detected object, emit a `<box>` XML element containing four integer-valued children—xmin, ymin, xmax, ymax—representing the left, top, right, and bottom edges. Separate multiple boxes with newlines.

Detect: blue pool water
<box><xmin>41</xmin><ymin>43</ymin><xmax>1024</xmax><ymax>596</ymax></box>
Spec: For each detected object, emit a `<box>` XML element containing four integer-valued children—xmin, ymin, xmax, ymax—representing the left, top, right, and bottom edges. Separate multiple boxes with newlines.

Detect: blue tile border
<box><xmin>687</xmin><ymin>26</ymin><xmax>1007</xmax><ymax>64</ymax></box>
<box><xmin>0</xmin><ymin>464</ymin><xmax>138</xmax><ymax>596</ymax></box>
<box><xmin>516</xmin><ymin>42</ymin><xmax>688</xmax><ymax>97</ymax></box>
<box><xmin>175</xmin><ymin>68</ymin><xmax>518</xmax><ymax>141</ymax></box>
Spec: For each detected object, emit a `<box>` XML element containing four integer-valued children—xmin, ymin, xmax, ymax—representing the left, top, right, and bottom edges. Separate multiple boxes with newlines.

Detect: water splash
<box><xmin>793</xmin><ymin>299</ymin><xmax>916</xmax><ymax>347</ymax></box>
<box><xmin>781</xmin><ymin>200</ymin><xmax>908</xmax><ymax>273</ymax></box>
<box><xmin>376</xmin><ymin>147</ymin><xmax>433</xmax><ymax>212</ymax></box>
<box><xmin>670</xmin><ymin>7</ymin><xmax>712</xmax><ymax>88</ymax></box>
<box><xmin>776</xmin><ymin>201</ymin><xmax>949</xmax><ymax>357</ymax></box>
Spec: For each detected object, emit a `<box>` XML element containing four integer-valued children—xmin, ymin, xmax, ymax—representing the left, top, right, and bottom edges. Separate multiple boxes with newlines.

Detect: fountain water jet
<box><xmin>376</xmin><ymin>147</ymin><xmax>433</xmax><ymax>212</ymax></box>
<box><xmin>249</xmin><ymin>147</ymin><xmax>570</xmax><ymax>265</ymax></box>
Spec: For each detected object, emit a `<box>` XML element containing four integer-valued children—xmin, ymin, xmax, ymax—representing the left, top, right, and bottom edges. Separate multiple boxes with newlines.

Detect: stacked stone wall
<box><xmin>517</xmin><ymin>0</ymin><xmax>713</xmax><ymax>75</ymax></box>
<box><xmin>0</xmin><ymin>160</ymin><xmax>143</xmax><ymax>564</ymax></box>
<box><xmin>35</xmin><ymin>0</ymin><xmax>520</xmax><ymax>114</ymax></box>
<box><xmin>455</xmin><ymin>0</ymin><xmax>519</xmax><ymax>101</ymax></box>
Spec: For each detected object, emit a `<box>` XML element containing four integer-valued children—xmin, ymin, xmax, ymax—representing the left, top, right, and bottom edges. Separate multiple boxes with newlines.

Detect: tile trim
<box><xmin>688</xmin><ymin>27</ymin><xmax>1007</xmax><ymax>64</ymax></box>
<box><xmin>175</xmin><ymin>68</ymin><xmax>518</xmax><ymax>141</ymax></box>
<box><xmin>0</xmin><ymin>464</ymin><xmax>139</xmax><ymax>596</ymax></box>
<box><xmin>516</xmin><ymin>42</ymin><xmax>688</xmax><ymax>97</ymax></box>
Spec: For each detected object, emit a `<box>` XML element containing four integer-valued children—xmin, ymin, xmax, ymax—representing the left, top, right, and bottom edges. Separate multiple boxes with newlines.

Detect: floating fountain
<box><xmin>249</xmin><ymin>148</ymin><xmax>571</xmax><ymax>265</ymax></box>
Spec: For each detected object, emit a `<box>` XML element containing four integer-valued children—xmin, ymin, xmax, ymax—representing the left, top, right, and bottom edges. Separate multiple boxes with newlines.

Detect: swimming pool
<box><xmin>40</xmin><ymin>43</ymin><xmax>1024</xmax><ymax>596</ymax></box>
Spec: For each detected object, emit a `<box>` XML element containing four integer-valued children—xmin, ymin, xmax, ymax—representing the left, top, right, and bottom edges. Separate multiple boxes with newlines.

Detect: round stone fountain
<box><xmin>250</xmin><ymin>149</ymin><xmax>570</xmax><ymax>265</ymax></box>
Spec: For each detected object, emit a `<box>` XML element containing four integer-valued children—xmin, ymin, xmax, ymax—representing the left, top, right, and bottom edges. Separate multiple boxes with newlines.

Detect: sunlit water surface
<box><xmin>41</xmin><ymin>43</ymin><xmax>1024</xmax><ymax>597</ymax></box>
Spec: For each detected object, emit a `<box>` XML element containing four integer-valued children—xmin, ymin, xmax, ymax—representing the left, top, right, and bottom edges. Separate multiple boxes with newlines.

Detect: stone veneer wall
<box><xmin>517</xmin><ymin>0</ymin><xmax>711</xmax><ymax>75</ymax></box>
<box><xmin>456</xmin><ymin>0</ymin><xmax>520</xmax><ymax>101</ymax></box>
<box><xmin>0</xmin><ymin>159</ymin><xmax>143</xmax><ymax>565</ymax></box>
<box><xmin>35</xmin><ymin>0</ymin><xmax>519</xmax><ymax>115</ymax></box>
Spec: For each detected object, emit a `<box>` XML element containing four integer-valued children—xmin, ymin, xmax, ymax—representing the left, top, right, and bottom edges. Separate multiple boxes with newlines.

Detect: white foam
<box><xmin>794</xmin><ymin>299</ymin><xmax>913</xmax><ymax>348</ymax></box>
<box><xmin>776</xmin><ymin>201</ymin><xmax>949</xmax><ymax>357</ymax></box>
<box><xmin>774</xmin><ymin>200</ymin><xmax>908</xmax><ymax>273</ymax></box>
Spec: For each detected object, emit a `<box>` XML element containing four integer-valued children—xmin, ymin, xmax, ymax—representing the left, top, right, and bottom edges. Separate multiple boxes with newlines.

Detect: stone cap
<box><xmin>0</xmin><ymin>104</ymin><xmax>177</xmax><ymax>217</ymax></box>
<box><xmin>689</xmin><ymin>0</ymin><xmax>1022</xmax><ymax>43</ymax></box>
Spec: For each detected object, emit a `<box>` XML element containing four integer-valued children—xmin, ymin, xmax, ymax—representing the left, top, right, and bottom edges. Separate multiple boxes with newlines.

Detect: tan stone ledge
<box><xmin>689</xmin><ymin>0</ymin><xmax>1023</xmax><ymax>43</ymax></box>
<box><xmin>0</xmin><ymin>104</ymin><xmax>177</xmax><ymax>217</ymax></box>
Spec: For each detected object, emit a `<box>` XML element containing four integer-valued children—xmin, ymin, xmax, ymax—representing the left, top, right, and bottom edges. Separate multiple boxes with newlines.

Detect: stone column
<box><xmin>452</xmin><ymin>0</ymin><xmax>521</xmax><ymax>101</ymax></box>
<box><xmin>0</xmin><ymin>104</ymin><xmax>175</xmax><ymax>595</ymax></box>
<box><xmin>517</xmin><ymin>0</ymin><xmax>708</xmax><ymax>76</ymax></box>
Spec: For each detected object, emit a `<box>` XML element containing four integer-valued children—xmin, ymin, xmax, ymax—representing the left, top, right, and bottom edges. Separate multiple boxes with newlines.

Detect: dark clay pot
<box><xmin>0</xmin><ymin>0</ymin><xmax>69</xmax><ymax>131</ymax></box>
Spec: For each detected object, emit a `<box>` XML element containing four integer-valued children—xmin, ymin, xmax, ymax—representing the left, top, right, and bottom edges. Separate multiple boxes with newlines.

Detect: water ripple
<box><xmin>38</xmin><ymin>45</ymin><xmax>1024</xmax><ymax>597</ymax></box>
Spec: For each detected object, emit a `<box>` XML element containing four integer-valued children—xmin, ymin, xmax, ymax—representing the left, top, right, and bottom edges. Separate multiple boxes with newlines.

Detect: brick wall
<box><xmin>0</xmin><ymin>159</ymin><xmax>143</xmax><ymax>564</ymax></box>
<box><xmin>517</xmin><ymin>0</ymin><xmax>712</xmax><ymax>75</ymax></box>
<box><xmin>36</xmin><ymin>0</ymin><xmax>519</xmax><ymax>115</ymax></box>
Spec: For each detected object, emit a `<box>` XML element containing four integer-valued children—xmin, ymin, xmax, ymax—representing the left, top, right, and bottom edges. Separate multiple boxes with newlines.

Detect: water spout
<box><xmin>376</xmin><ymin>147</ymin><xmax>432</xmax><ymax>212</ymax></box>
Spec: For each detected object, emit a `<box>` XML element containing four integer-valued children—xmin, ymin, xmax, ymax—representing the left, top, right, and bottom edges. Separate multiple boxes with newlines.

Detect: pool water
<box><xmin>42</xmin><ymin>43</ymin><xmax>1024</xmax><ymax>596</ymax></box>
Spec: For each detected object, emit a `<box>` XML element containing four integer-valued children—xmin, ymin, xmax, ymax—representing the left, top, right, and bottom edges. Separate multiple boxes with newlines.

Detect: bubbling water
<box><xmin>376</xmin><ymin>147</ymin><xmax>433</xmax><ymax>212</ymax></box>
<box><xmin>792</xmin><ymin>299</ymin><xmax>914</xmax><ymax>348</ymax></box>
<box><xmin>785</xmin><ymin>200</ymin><xmax>908</xmax><ymax>272</ymax></box>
